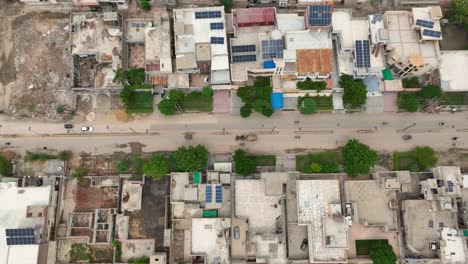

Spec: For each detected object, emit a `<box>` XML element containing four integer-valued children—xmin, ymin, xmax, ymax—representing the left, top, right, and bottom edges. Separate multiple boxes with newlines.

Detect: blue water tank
<box><xmin>263</xmin><ymin>61</ymin><xmax>276</xmax><ymax>69</ymax></box>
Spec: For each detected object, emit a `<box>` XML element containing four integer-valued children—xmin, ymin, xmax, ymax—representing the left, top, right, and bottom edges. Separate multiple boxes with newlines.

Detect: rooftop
<box><xmin>191</xmin><ymin>218</ymin><xmax>231</xmax><ymax>263</ymax></box>
<box><xmin>296</xmin><ymin>180</ymin><xmax>348</xmax><ymax>262</ymax></box>
<box><xmin>121</xmin><ymin>180</ymin><xmax>143</xmax><ymax>212</ymax></box>
<box><xmin>439</xmin><ymin>50</ymin><xmax>468</xmax><ymax>92</ymax></box>
<box><xmin>232</xmin><ymin>8</ymin><xmax>275</xmax><ymax>27</ymax></box>
<box><xmin>296</xmin><ymin>49</ymin><xmax>333</xmax><ymax>75</ymax></box>
<box><xmin>144</xmin><ymin>11</ymin><xmax>172</xmax><ymax>74</ymax></box>
<box><xmin>0</xmin><ymin>182</ymin><xmax>52</xmax><ymax>264</ymax></box>
<box><xmin>170</xmin><ymin>172</ymin><xmax>190</xmax><ymax>202</ymax></box>
<box><xmin>440</xmin><ymin>228</ymin><xmax>466</xmax><ymax>263</ymax></box>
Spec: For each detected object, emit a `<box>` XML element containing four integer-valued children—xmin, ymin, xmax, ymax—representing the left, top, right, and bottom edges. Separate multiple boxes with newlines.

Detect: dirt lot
<box><xmin>437</xmin><ymin>149</ymin><xmax>468</xmax><ymax>171</ymax></box>
<box><xmin>127</xmin><ymin>177</ymin><xmax>169</xmax><ymax>251</ymax></box>
<box><xmin>75</xmin><ymin>178</ymin><xmax>118</xmax><ymax>211</ymax></box>
<box><xmin>0</xmin><ymin>2</ymin><xmax>74</xmax><ymax>119</ymax></box>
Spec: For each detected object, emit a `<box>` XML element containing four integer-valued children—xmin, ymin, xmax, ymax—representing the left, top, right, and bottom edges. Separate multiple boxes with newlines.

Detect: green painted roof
<box><xmin>463</xmin><ymin>230</ymin><xmax>468</xmax><ymax>236</ymax></box>
<box><xmin>382</xmin><ymin>69</ymin><xmax>394</xmax><ymax>81</ymax></box>
<box><xmin>203</xmin><ymin>210</ymin><xmax>217</xmax><ymax>218</ymax></box>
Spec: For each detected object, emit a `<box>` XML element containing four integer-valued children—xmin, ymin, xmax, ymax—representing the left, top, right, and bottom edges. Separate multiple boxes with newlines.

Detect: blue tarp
<box><xmin>263</xmin><ymin>61</ymin><xmax>276</xmax><ymax>69</ymax></box>
<box><xmin>271</xmin><ymin>92</ymin><xmax>284</xmax><ymax>109</ymax></box>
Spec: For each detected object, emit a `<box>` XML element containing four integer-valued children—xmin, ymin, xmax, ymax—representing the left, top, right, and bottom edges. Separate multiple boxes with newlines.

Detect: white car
<box><xmin>81</xmin><ymin>126</ymin><xmax>94</xmax><ymax>132</ymax></box>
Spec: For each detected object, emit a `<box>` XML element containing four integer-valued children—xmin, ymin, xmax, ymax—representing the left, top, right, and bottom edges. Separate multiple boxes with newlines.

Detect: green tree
<box><xmin>397</xmin><ymin>93</ymin><xmax>420</xmax><ymax>112</ymax></box>
<box><xmin>221</xmin><ymin>0</ymin><xmax>233</xmax><ymax>11</ymax></box>
<box><xmin>310</xmin><ymin>162</ymin><xmax>322</xmax><ymax>173</ymax></box>
<box><xmin>253</xmin><ymin>99</ymin><xmax>264</xmax><ymax>113</ymax></box>
<box><xmin>340</xmin><ymin>74</ymin><xmax>367</xmax><ymax>107</ymax></box>
<box><xmin>112</xmin><ymin>241</ymin><xmax>122</xmax><ymax>262</ymax></box>
<box><xmin>448</xmin><ymin>0</ymin><xmax>468</xmax><ymax>29</ymax></box>
<box><xmin>0</xmin><ymin>156</ymin><xmax>12</xmax><ymax>176</ymax></box>
<box><xmin>300</xmin><ymin>97</ymin><xmax>317</xmax><ymax>114</ymax></box>
<box><xmin>172</xmin><ymin>145</ymin><xmax>209</xmax><ymax>172</ymax></box>
<box><xmin>411</xmin><ymin>146</ymin><xmax>437</xmax><ymax>170</ymax></box>
<box><xmin>240</xmin><ymin>105</ymin><xmax>252</xmax><ymax>118</ymax></box>
<box><xmin>140</xmin><ymin>0</ymin><xmax>151</xmax><ymax>11</ymax></box>
<box><xmin>296</xmin><ymin>78</ymin><xmax>327</xmax><ymax>91</ymax></box>
<box><xmin>71</xmin><ymin>167</ymin><xmax>87</xmax><ymax>179</ymax></box>
<box><xmin>113</xmin><ymin>67</ymin><xmax>126</xmax><ymax>85</ymax></box>
<box><xmin>237</xmin><ymin>77</ymin><xmax>273</xmax><ymax>117</ymax></box>
<box><xmin>120</xmin><ymin>86</ymin><xmax>133</xmax><ymax>106</ymax></box>
<box><xmin>142</xmin><ymin>155</ymin><xmax>168</xmax><ymax>178</ymax></box>
<box><xmin>116</xmin><ymin>160</ymin><xmax>130</xmax><ymax>173</ymax></box>
<box><xmin>126</xmin><ymin>67</ymin><xmax>146</xmax><ymax>85</ymax></box>
<box><xmin>342</xmin><ymin>139</ymin><xmax>377</xmax><ymax>177</ymax></box>
<box><xmin>233</xmin><ymin>149</ymin><xmax>257</xmax><ymax>176</ymax></box>
<box><xmin>402</xmin><ymin>77</ymin><xmax>420</xmax><ymax>88</ymax></box>
<box><xmin>420</xmin><ymin>85</ymin><xmax>443</xmax><ymax>99</ymax></box>
<box><xmin>201</xmin><ymin>86</ymin><xmax>213</xmax><ymax>97</ymax></box>
<box><xmin>158</xmin><ymin>98</ymin><xmax>177</xmax><ymax>115</ymax></box>
<box><xmin>369</xmin><ymin>240</ymin><xmax>397</xmax><ymax>264</ymax></box>
<box><xmin>169</xmin><ymin>89</ymin><xmax>185</xmax><ymax>102</ymax></box>
<box><xmin>261</xmin><ymin>105</ymin><xmax>274</xmax><ymax>117</ymax></box>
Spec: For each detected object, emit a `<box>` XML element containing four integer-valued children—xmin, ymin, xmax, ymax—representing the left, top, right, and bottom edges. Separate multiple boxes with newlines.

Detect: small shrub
<box><xmin>116</xmin><ymin>160</ymin><xmax>130</xmax><ymax>173</ymax></box>
<box><xmin>24</xmin><ymin>151</ymin><xmax>57</xmax><ymax>161</ymax></box>
<box><xmin>112</xmin><ymin>240</ymin><xmax>122</xmax><ymax>262</ymax></box>
<box><xmin>140</xmin><ymin>0</ymin><xmax>151</xmax><ymax>11</ymax></box>
<box><xmin>0</xmin><ymin>156</ymin><xmax>12</xmax><ymax>176</ymax></box>
<box><xmin>261</xmin><ymin>106</ymin><xmax>274</xmax><ymax>117</ymax></box>
<box><xmin>402</xmin><ymin>77</ymin><xmax>420</xmax><ymax>88</ymax></box>
<box><xmin>56</xmin><ymin>106</ymin><xmax>65</xmax><ymax>114</ymax></box>
<box><xmin>409</xmin><ymin>163</ymin><xmax>419</xmax><ymax>172</ymax></box>
<box><xmin>70</xmin><ymin>243</ymin><xmax>92</xmax><ymax>262</ymax></box>
<box><xmin>58</xmin><ymin>150</ymin><xmax>72</xmax><ymax>161</ymax></box>
<box><xmin>297</xmin><ymin>78</ymin><xmax>327</xmax><ymax>91</ymax></box>
<box><xmin>71</xmin><ymin>167</ymin><xmax>87</xmax><ymax>179</ymax></box>
<box><xmin>240</xmin><ymin>105</ymin><xmax>252</xmax><ymax>118</ymax></box>
<box><xmin>201</xmin><ymin>86</ymin><xmax>213</xmax><ymax>97</ymax></box>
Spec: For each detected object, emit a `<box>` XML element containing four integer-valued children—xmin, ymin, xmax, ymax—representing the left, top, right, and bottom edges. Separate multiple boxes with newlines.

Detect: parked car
<box><xmin>233</xmin><ymin>226</ymin><xmax>240</xmax><ymax>240</ymax></box>
<box><xmin>300</xmin><ymin>239</ymin><xmax>308</xmax><ymax>250</ymax></box>
<box><xmin>64</xmin><ymin>123</ymin><xmax>73</xmax><ymax>129</ymax></box>
<box><xmin>81</xmin><ymin>126</ymin><xmax>94</xmax><ymax>132</ymax></box>
<box><xmin>402</xmin><ymin>135</ymin><xmax>412</xmax><ymax>140</ymax></box>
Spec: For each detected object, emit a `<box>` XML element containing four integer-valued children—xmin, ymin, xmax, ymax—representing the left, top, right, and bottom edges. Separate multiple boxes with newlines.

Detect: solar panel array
<box><xmin>422</xmin><ymin>29</ymin><xmax>442</xmax><ymax>38</ymax></box>
<box><xmin>308</xmin><ymin>5</ymin><xmax>332</xmax><ymax>26</ymax></box>
<box><xmin>195</xmin><ymin>11</ymin><xmax>222</xmax><ymax>19</ymax></box>
<box><xmin>5</xmin><ymin>228</ymin><xmax>36</xmax><ymax>246</ymax></box>
<box><xmin>355</xmin><ymin>40</ymin><xmax>371</xmax><ymax>68</ymax></box>
<box><xmin>215</xmin><ymin>185</ymin><xmax>222</xmax><ymax>203</ymax></box>
<box><xmin>205</xmin><ymin>185</ymin><xmax>212</xmax><ymax>203</ymax></box>
<box><xmin>232</xmin><ymin>55</ymin><xmax>257</xmax><ymax>63</ymax></box>
<box><xmin>261</xmin><ymin>39</ymin><xmax>284</xmax><ymax>60</ymax></box>
<box><xmin>447</xmin><ymin>180</ymin><xmax>454</xmax><ymax>192</ymax></box>
<box><xmin>210</xmin><ymin>22</ymin><xmax>224</xmax><ymax>30</ymax></box>
<box><xmin>232</xmin><ymin>45</ymin><xmax>256</xmax><ymax>53</ymax></box>
<box><xmin>131</xmin><ymin>22</ymin><xmax>146</xmax><ymax>28</ymax></box>
<box><xmin>415</xmin><ymin>19</ymin><xmax>434</xmax><ymax>28</ymax></box>
<box><xmin>210</xmin><ymin>37</ymin><xmax>224</xmax><ymax>44</ymax></box>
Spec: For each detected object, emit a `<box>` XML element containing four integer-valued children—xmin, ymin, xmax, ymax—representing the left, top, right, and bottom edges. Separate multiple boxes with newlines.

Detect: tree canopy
<box><xmin>240</xmin><ymin>105</ymin><xmax>252</xmax><ymax>118</ymax></box>
<box><xmin>397</xmin><ymin>93</ymin><xmax>420</xmax><ymax>112</ymax></box>
<box><xmin>116</xmin><ymin>160</ymin><xmax>130</xmax><ymax>173</ymax></box>
<box><xmin>411</xmin><ymin>146</ymin><xmax>438</xmax><ymax>170</ymax></box>
<box><xmin>233</xmin><ymin>149</ymin><xmax>257</xmax><ymax>176</ymax></box>
<box><xmin>420</xmin><ymin>85</ymin><xmax>443</xmax><ymax>99</ymax></box>
<box><xmin>237</xmin><ymin>77</ymin><xmax>273</xmax><ymax>117</ymax></box>
<box><xmin>140</xmin><ymin>0</ymin><xmax>151</xmax><ymax>10</ymax></box>
<box><xmin>220</xmin><ymin>0</ymin><xmax>233</xmax><ymax>12</ymax></box>
<box><xmin>300</xmin><ymin>97</ymin><xmax>317</xmax><ymax>114</ymax></box>
<box><xmin>0</xmin><ymin>156</ymin><xmax>12</xmax><ymax>176</ymax></box>
<box><xmin>172</xmin><ymin>145</ymin><xmax>209</xmax><ymax>172</ymax></box>
<box><xmin>157</xmin><ymin>98</ymin><xmax>178</xmax><ymax>115</ymax></box>
<box><xmin>201</xmin><ymin>86</ymin><xmax>213</xmax><ymax>97</ymax></box>
<box><xmin>342</xmin><ymin>139</ymin><xmax>377</xmax><ymax>177</ymax></box>
<box><xmin>296</xmin><ymin>78</ymin><xmax>327</xmax><ymax>91</ymax></box>
<box><xmin>369</xmin><ymin>240</ymin><xmax>397</xmax><ymax>264</ymax></box>
<box><xmin>114</xmin><ymin>67</ymin><xmax>146</xmax><ymax>86</ymax></box>
<box><xmin>448</xmin><ymin>0</ymin><xmax>468</xmax><ymax>29</ymax></box>
<box><xmin>340</xmin><ymin>74</ymin><xmax>367</xmax><ymax>108</ymax></box>
<box><xmin>142</xmin><ymin>155</ymin><xmax>168</xmax><ymax>179</ymax></box>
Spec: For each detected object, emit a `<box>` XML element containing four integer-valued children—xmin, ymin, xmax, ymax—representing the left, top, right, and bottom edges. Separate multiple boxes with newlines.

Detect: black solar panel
<box><xmin>5</xmin><ymin>228</ymin><xmax>36</xmax><ymax>246</ymax></box>
<box><xmin>215</xmin><ymin>185</ymin><xmax>222</xmax><ymax>203</ymax></box>
<box><xmin>261</xmin><ymin>39</ymin><xmax>283</xmax><ymax>60</ymax></box>
<box><xmin>210</xmin><ymin>22</ymin><xmax>224</xmax><ymax>30</ymax></box>
<box><xmin>415</xmin><ymin>19</ymin><xmax>434</xmax><ymax>29</ymax></box>
<box><xmin>195</xmin><ymin>11</ymin><xmax>222</xmax><ymax>19</ymax></box>
<box><xmin>232</xmin><ymin>45</ymin><xmax>256</xmax><ymax>53</ymax></box>
<box><xmin>422</xmin><ymin>29</ymin><xmax>441</xmax><ymax>38</ymax></box>
<box><xmin>232</xmin><ymin>54</ymin><xmax>257</xmax><ymax>63</ymax></box>
<box><xmin>355</xmin><ymin>40</ymin><xmax>371</xmax><ymax>68</ymax></box>
<box><xmin>308</xmin><ymin>5</ymin><xmax>332</xmax><ymax>26</ymax></box>
<box><xmin>210</xmin><ymin>37</ymin><xmax>224</xmax><ymax>44</ymax></box>
<box><xmin>5</xmin><ymin>228</ymin><xmax>35</xmax><ymax>237</ymax></box>
<box><xmin>6</xmin><ymin>237</ymin><xmax>36</xmax><ymax>246</ymax></box>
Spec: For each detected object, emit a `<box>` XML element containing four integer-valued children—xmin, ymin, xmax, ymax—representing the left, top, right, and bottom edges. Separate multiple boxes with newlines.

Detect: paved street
<box><xmin>0</xmin><ymin>112</ymin><xmax>467</xmax><ymax>154</ymax></box>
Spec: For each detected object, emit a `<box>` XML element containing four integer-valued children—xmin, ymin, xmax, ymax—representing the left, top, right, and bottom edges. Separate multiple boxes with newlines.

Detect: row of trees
<box><xmin>237</xmin><ymin>77</ymin><xmax>274</xmax><ymax>118</ymax></box>
<box><xmin>398</xmin><ymin>85</ymin><xmax>443</xmax><ymax>112</ymax></box>
<box><xmin>158</xmin><ymin>87</ymin><xmax>213</xmax><ymax>116</ymax></box>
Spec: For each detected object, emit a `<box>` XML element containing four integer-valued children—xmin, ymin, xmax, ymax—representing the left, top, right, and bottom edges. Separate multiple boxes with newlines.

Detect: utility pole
<box><xmin>402</xmin><ymin>122</ymin><xmax>416</xmax><ymax>131</ymax></box>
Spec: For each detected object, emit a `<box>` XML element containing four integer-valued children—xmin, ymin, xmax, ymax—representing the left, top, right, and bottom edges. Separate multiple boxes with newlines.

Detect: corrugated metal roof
<box><xmin>234</xmin><ymin>8</ymin><xmax>275</xmax><ymax>26</ymax></box>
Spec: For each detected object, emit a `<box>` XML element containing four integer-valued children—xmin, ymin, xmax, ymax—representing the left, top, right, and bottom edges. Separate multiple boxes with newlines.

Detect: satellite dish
<box><xmin>56</xmin><ymin>166</ymin><xmax>63</xmax><ymax>172</ymax></box>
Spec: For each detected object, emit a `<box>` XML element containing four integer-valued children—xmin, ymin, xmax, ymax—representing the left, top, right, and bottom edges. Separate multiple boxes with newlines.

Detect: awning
<box><xmin>271</xmin><ymin>92</ymin><xmax>284</xmax><ymax>109</ymax></box>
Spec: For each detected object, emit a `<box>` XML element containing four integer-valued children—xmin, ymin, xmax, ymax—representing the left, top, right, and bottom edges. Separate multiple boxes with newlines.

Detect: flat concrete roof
<box><xmin>276</xmin><ymin>14</ymin><xmax>305</xmax><ymax>35</ymax></box>
<box><xmin>344</xmin><ymin>180</ymin><xmax>398</xmax><ymax>231</ymax></box>
<box><xmin>284</xmin><ymin>30</ymin><xmax>332</xmax><ymax>51</ymax></box>
<box><xmin>231</xmin><ymin>217</ymin><xmax>248</xmax><ymax>260</ymax></box>
<box><xmin>144</xmin><ymin>12</ymin><xmax>172</xmax><ymax>74</ymax></box>
<box><xmin>296</xmin><ymin>180</ymin><xmax>347</xmax><ymax>263</ymax></box>
<box><xmin>0</xmin><ymin>182</ymin><xmax>51</xmax><ymax>264</ymax></box>
<box><xmin>191</xmin><ymin>218</ymin><xmax>231</xmax><ymax>263</ymax></box>
<box><xmin>439</xmin><ymin>50</ymin><xmax>468</xmax><ymax>92</ymax></box>
<box><xmin>170</xmin><ymin>173</ymin><xmax>190</xmax><ymax>202</ymax></box>
<box><xmin>402</xmin><ymin>200</ymin><xmax>458</xmax><ymax>258</ymax></box>
<box><xmin>234</xmin><ymin>180</ymin><xmax>282</xmax><ymax>234</ymax></box>
<box><xmin>121</xmin><ymin>180</ymin><xmax>143</xmax><ymax>212</ymax></box>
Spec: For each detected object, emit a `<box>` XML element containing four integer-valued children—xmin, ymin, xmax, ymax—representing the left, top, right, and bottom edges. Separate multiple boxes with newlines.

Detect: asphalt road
<box><xmin>0</xmin><ymin>112</ymin><xmax>467</xmax><ymax>154</ymax></box>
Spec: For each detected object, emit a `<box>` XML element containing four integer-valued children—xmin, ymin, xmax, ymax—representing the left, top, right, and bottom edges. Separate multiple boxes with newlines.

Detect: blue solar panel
<box><xmin>232</xmin><ymin>54</ymin><xmax>257</xmax><ymax>63</ymax></box>
<box><xmin>195</xmin><ymin>11</ymin><xmax>222</xmax><ymax>19</ymax></box>
<box><xmin>5</xmin><ymin>228</ymin><xmax>36</xmax><ymax>246</ymax></box>
<box><xmin>308</xmin><ymin>5</ymin><xmax>332</xmax><ymax>26</ymax></box>
<box><xmin>355</xmin><ymin>40</ymin><xmax>371</xmax><ymax>68</ymax></box>
<box><xmin>210</xmin><ymin>37</ymin><xmax>224</xmax><ymax>44</ymax></box>
<box><xmin>205</xmin><ymin>185</ymin><xmax>212</xmax><ymax>203</ymax></box>
<box><xmin>210</xmin><ymin>22</ymin><xmax>224</xmax><ymax>30</ymax></box>
<box><xmin>232</xmin><ymin>45</ymin><xmax>256</xmax><ymax>53</ymax></box>
<box><xmin>5</xmin><ymin>228</ymin><xmax>35</xmax><ymax>237</ymax></box>
<box><xmin>6</xmin><ymin>237</ymin><xmax>36</xmax><ymax>245</ymax></box>
<box><xmin>422</xmin><ymin>29</ymin><xmax>441</xmax><ymax>38</ymax></box>
<box><xmin>215</xmin><ymin>185</ymin><xmax>222</xmax><ymax>203</ymax></box>
<box><xmin>415</xmin><ymin>19</ymin><xmax>434</xmax><ymax>29</ymax></box>
<box><xmin>261</xmin><ymin>39</ymin><xmax>283</xmax><ymax>60</ymax></box>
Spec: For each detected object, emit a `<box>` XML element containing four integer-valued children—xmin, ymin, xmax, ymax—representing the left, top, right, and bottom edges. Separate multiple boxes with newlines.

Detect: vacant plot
<box><xmin>248</xmin><ymin>155</ymin><xmax>276</xmax><ymax>166</ymax></box>
<box><xmin>393</xmin><ymin>152</ymin><xmax>418</xmax><ymax>171</ymax></box>
<box><xmin>298</xmin><ymin>96</ymin><xmax>334</xmax><ymax>111</ymax></box>
<box><xmin>75</xmin><ymin>178</ymin><xmax>118</xmax><ymax>211</ymax></box>
<box><xmin>296</xmin><ymin>152</ymin><xmax>339</xmax><ymax>173</ymax></box>
<box><xmin>355</xmin><ymin>239</ymin><xmax>388</xmax><ymax>256</ymax></box>
<box><xmin>126</xmin><ymin>92</ymin><xmax>153</xmax><ymax>113</ymax></box>
<box><xmin>182</xmin><ymin>94</ymin><xmax>213</xmax><ymax>112</ymax></box>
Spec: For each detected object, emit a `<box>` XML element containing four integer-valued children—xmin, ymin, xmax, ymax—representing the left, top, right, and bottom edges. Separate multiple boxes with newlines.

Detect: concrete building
<box><xmin>439</xmin><ymin>50</ymin><xmax>468</xmax><ymax>92</ymax></box>
<box><xmin>173</xmin><ymin>7</ymin><xmax>230</xmax><ymax>85</ymax></box>
<box><xmin>0</xmin><ymin>182</ymin><xmax>53</xmax><ymax>264</ymax></box>
<box><xmin>439</xmin><ymin>228</ymin><xmax>466</xmax><ymax>263</ymax></box>
<box><xmin>191</xmin><ymin>218</ymin><xmax>231</xmax><ymax>263</ymax></box>
<box><xmin>383</xmin><ymin>7</ymin><xmax>443</xmax><ymax>77</ymax></box>
<box><xmin>296</xmin><ymin>179</ymin><xmax>348</xmax><ymax>263</ymax></box>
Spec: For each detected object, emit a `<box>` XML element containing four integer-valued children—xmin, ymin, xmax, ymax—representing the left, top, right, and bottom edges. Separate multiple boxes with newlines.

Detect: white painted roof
<box><xmin>284</xmin><ymin>30</ymin><xmax>332</xmax><ymax>51</ymax></box>
<box><xmin>191</xmin><ymin>218</ymin><xmax>231</xmax><ymax>263</ymax></box>
<box><xmin>439</xmin><ymin>50</ymin><xmax>468</xmax><ymax>92</ymax></box>
<box><xmin>440</xmin><ymin>228</ymin><xmax>465</xmax><ymax>263</ymax></box>
<box><xmin>332</xmin><ymin>9</ymin><xmax>354</xmax><ymax>50</ymax></box>
<box><xmin>0</xmin><ymin>182</ymin><xmax>51</xmax><ymax>264</ymax></box>
<box><xmin>276</xmin><ymin>14</ymin><xmax>305</xmax><ymax>35</ymax></box>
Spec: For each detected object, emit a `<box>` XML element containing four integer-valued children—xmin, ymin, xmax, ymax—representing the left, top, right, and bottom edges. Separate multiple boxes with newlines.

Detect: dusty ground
<box><xmin>437</xmin><ymin>149</ymin><xmax>468</xmax><ymax>171</ymax></box>
<box><xmin>127</xmin><ymin>177</ymin><xmax>169</xmax><ymax>251</ymax></box>
<box><xmin>75</xmin><ymin>178</ymin><xmax>118</xmax><ymax>211</ymax></box>
<box><xmin>440</xmin><ymin>24</ymin><xmax>468</xmax><ymax>50</ymax></box>
<box><xmin>0</xmin><ymin>2</ymin><xmax>74</xmax><ymax>119</ymax></box>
